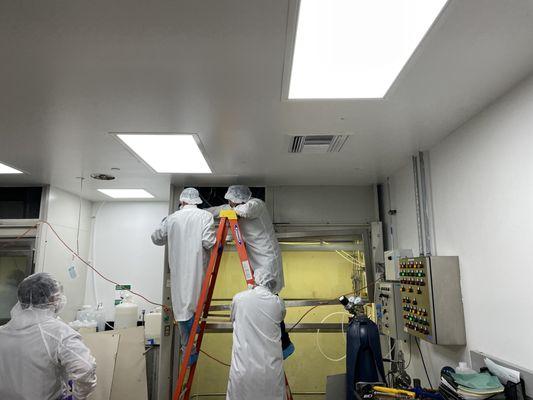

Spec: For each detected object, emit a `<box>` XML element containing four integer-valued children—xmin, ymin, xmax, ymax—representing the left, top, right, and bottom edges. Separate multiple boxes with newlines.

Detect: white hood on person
<box><xmin>254</xmin><ymin>268</ymin><xmax>276</xmax><ymax>292</ymax></box>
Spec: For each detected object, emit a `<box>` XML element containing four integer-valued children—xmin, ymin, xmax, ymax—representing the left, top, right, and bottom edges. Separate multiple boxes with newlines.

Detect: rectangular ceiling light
<box><xmin>97</xmin><ymin>189</ymin><xmax>154</xmax><ymax>199</ymax></box>
<box><xmin>288</xmin><ymin>0</ymin><xmax>448</xmax><ymax>99</ymax></box>
<box><xmin>0</xmin><ymin>161</ymin><xmax>23</xmax><ymax>174</ymax></box>
<box><xmin>115</xmin><ymin>133</ymin><xmax>212</xmax><ymax>174</ymax></box>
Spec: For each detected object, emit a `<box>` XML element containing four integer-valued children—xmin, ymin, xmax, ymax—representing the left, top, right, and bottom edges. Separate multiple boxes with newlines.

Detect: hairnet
<box><xmin>224</xmin><ymin>185</ymin><xmax>252</xmax><ymax>204</ymax></box>
<box><xmin>18</xmin><ymin>273</ymin><xmax>65</xmax><ymax>311</ymax></box>
<box><xmin>254</xmin><ymin>269</ymin><xmax>276</xmax><ymax>292</ymax></box>
<box><xmin>180</xmin><ymin>187</ymin><xmax>203</xmax><ymax>205</ymax></box>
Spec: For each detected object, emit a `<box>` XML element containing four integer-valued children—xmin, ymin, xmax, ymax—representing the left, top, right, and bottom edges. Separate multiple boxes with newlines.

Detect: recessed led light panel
<box><xmin>116</xmin><ymin>134</ymin><xmax>212</xmax><ymax>173</ymax></box>
<box><xmin>97</xmin><ymin>189</ymin><xmax>154</xmax><ymax>199</ymax></box>
<box><xmin>0</xmin><ymin>162</ymin><xmax>23</xmax><ymax>174</ymax></box>
<box><xmin>289</xmin><ymin>0</ymin><xmax>447</xmax><ymax>99</ymax></box>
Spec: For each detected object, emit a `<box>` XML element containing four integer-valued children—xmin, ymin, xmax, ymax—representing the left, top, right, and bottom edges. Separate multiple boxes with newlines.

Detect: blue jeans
<box><xmin>178</xmin><ymin>317</ymin><xmax>198</xmax><ymax>365</ymax></box>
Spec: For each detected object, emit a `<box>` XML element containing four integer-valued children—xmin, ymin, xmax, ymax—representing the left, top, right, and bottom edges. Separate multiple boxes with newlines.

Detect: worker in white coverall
<box><xmin>227</xmin><ymin>269</ymin><xmax>286</xmax><ymax>400</ymax></box>
<box><xmin>0</xmin><ymin>273</ymin><xmax>97</xmax><ymax>400</ymax></box>
<box><xmin>207</xmin><ymin>185</ymin><xmax>294</xmax><ymax>358</ymax></box>
<box><xmin>151</xmin><ymin>187</ymin><xmax>216</xmax><ymax>365</ymax></box>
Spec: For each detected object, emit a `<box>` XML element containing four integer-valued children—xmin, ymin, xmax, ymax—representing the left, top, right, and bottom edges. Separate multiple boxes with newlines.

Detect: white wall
<box><xmin>85</xmin><ymin>201</ymin><xmax>168</xmax><ymax>321</ymax></box>
<box><xmin>386</xmin><ymin>73</ymin><xmax>533</xmax><ymax>384</ymax></box>
<box><xmin>429</xmin><ymin>74</ymin><xmax>533</xmax><ymax>368</ymax></box>
<box><xmin>36</xmin><ymin>186</ymin><xmax>92</xmax><ymax>321</ymax></box>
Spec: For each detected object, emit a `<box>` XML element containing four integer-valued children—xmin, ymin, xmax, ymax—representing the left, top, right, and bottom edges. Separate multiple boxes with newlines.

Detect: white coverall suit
<box><xmin>208</xmin><ymin>198</ymin><xmax>284</xmax><ymax>294</ymax></box>
<box><xmin>151</xmin><ymin>204</ymin><xmax>216</xmax><ymax>322</ymax></box>
<box><xmin>0</xmin><ymin>303</ymin><xmax>97</xmax><ymax>400</ymax></box>
<box><xmin>226</xmin><ymin>285</ymin><xmax>286</xmax><ymax>400</ymax></box>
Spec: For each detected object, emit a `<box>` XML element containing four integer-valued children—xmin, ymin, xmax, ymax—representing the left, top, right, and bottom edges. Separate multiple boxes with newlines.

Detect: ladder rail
<box><xmin>183</xmin><ymin>221</ymin><xmax>230</xmax><ymax>397</ymax></box>
<box><xmin>228</xmin><ymin>218</ymin><xmax>255</xmax><ymax>287</ymax></box>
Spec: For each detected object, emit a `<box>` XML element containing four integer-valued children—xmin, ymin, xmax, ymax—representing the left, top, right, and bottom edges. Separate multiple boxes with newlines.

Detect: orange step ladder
<box><xmin>173</xmin><ymin>209</ymin><xmax>294</xmax><ymax>400</ymax></box>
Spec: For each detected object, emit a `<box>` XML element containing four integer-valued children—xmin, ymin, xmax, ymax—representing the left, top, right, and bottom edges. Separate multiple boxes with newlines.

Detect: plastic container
<box><xmin>115</xmin><ymin>295</ymin><xmax>139</xmax><ymax>330</ymax></box>
<box><xmin>145</xmin><ymin>307</ymin><xmax>162</xmax><ymax>344</ymax></box>
<box><xmin>456</xmin><ymin>362</ymin><xmax>477</xmax><ymax>374</ymax></box>
<box><xmin>94</xmin><ymin>304</ymin><xmax>106</xmax><ymax>332</ymax></box>
<box><xmin>77</xmin><ymin>305</ymin><xmax>94</xmax><ymax>322</ymax></box>
<box><xmin>69</xmin><ymin>319</ymin><xmax>97</xmax><ymax>333</ymax></box>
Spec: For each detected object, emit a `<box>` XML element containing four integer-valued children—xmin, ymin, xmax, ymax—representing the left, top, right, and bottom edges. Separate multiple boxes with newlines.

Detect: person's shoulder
<box><xmin>42</xmin><ymin>317</ymin><xmax>81</xmax><ymax>340</ymax></box>
<box><xmin>166</xmin><ymin>211</ymin><xmax>180</xmax><ymax>220</ymax></box>
<box><xmin>244</xmin><ymin>198</ymin><xmax>267</xmax><ymax>211</ymax></box>
<box><xmin>196</xmin><ymin>208</ymin><xmax>214</xmax><ymax>216</ymax></box>
<box><xmin>232</xmin><ymin>289</ymin><xmax>253</xmax><ymax>303</ymax></box>
<box><xmin>193</xmin><ymin>208</ymin><xmax>214</xmax><ymax>221</ymax></box>
<box><xmin>248</xmin><ymin>197</ymin><xmax>265</xmax><ymax>205</ymax></box>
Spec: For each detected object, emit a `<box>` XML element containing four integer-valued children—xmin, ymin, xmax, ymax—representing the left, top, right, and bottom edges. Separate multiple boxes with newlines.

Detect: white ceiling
<box><xmin>1</xmin><ymin>0</ymin><xmax>533</xmax><ymax>201</ymax></box>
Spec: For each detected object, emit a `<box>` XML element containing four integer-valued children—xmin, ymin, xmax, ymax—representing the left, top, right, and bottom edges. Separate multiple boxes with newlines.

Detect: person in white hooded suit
<box><xmin>226</xmin><ymin>269</ymin><xmax>286</xmax><ymax>400</ymax></box>
<box><xmin>0</xmin><ymin>273</ymin><xmax>97</xmax><ymax>400</ymax></box>
<box><xmin>151</xmin><ymin>187</ymin><xmax>216</xmax><ymax>365</ymax></box>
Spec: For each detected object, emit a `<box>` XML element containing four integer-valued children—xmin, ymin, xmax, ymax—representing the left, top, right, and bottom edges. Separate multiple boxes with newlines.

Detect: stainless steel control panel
<box><xmin>400</xmin><ymin>256</ymin><xmax>466</xmax><ymax>345</ymax></box>
<box><xmin>376</xmin><ymin>281</ymin><xmax>407</xmax><ymax>341</ymax></box>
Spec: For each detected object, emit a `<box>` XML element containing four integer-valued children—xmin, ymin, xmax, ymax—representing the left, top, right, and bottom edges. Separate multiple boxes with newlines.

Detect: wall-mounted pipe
<box><xmin>412</xmin><ymin>153</ymin><xmax>434</xmax><ymax>256</ymax></box>
<box><xmin>412</xmin><ymin>156</ymin><xmax>425</xmax><ymax>256</ymax></box>
<box><xmin>386</xmin><ymin>177</ymin><xmax>396</xmax><ymax>250</ymax></box>
<box><xmin>418</xmin><ymin>152</ymin><xmax>433</xmax><ymax>256</ymax></box>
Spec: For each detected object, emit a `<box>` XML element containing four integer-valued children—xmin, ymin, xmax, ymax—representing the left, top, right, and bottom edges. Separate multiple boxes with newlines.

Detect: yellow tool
<box><xmin>219</xmin><ymin>209</ymin><xmax>238</xmax><ymax>219</ymax></box>
<box><xmin>373</xmin><ymin>386</ymin><xmax>416</xmax><ymax>398</ymax></box>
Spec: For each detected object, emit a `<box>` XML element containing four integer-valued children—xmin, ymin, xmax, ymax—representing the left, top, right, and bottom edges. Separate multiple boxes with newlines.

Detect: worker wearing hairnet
<box><xmin>208</xmin><ymin>185</ymin><xmax>284</xmax><ymax>293</ymax></box>
<box><xmin>0</xmin><ymin>273</ymin><xmax>97</xmax><ymax>400</ymax></box>
<box><xmin>151</xmin><ymin>187</ymin><xmax>216</xmax><ymax>365</ymax></box>
<box><xmin>207</xmin><ymin>185</ymin><xmax>294</xmax><ymax>358</ymax></box>
<box><xmin>226</xmin><ymin>269</ymin><xmax>286</xmax><ymax>400</ymax></box>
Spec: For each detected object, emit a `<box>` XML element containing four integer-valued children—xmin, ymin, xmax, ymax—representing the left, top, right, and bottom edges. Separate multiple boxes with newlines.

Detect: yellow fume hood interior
<box><xmin>190</xmin><ymin>246</ymin><xmax>365</xmax><ymax>399</ymax></box>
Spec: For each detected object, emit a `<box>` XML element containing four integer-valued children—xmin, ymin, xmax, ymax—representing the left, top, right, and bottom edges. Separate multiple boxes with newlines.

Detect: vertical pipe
<box><xmin>418</xmin><ymin>152</ymin><xmax>432</xmax><ymax>256</ymax></box>
<box><xmin>386</xmin><ymin>177</ymin><xmax>396</xmax><ymax>250</ymax></box>
<box><xmin>362</xmin><ymin>229</ymin><xmax>375</xmax><ymax>301</ymax></box>
<box><xmin>412</xmin><ymin>156</ymin><xmax>424</xmax><ymax>256</ymax></box>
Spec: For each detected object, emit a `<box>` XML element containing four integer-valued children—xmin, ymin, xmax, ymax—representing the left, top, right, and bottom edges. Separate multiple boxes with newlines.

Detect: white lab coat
<box><xmin>151</xmin><ymin>205</ymin><xmax>216</xmax><ymax>321</ymax></box>
<box><xmin>0</xmin><ymin>303</ymin><xmax>97</xmax><ymax>400</ymax></box>
<box><xmin>227</xmin><ymin>286</ymin><xmax>286</xmax><ymax>400</ymax></box>
<box><xmin>208</xmin><ymin>199</ymin><xmax>284</xmax><ymax>294</ymax></box>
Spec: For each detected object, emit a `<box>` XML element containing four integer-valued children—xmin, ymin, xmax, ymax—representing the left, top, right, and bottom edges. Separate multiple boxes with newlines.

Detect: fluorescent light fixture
<box><xmin>115</xmin><ymin>133</ymin><xmax>212</xmax><ymax>173</ymax></box>
<box><xmin>98</xmin><ymin>189</ymin><xmax>154</xmax><ymax>199</ymax></box>
<box><xmin>0</xmin><ymin>162</ymin><xmax>23</xmax><ymax>174</ymax></box>
<box><xmin>288</xmin><ymin>0</ymin><xmax>448</xmax><ymax>99</ymax></box>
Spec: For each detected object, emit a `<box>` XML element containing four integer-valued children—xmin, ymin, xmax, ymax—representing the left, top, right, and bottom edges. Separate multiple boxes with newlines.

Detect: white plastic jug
<box><xmin>145</xmin><ymin>307</ymin><xmax>162</xmax><ymax>344</ymax></box>
<box><xmin>115</xmin><ymin>295</ymin><xmax>139</xmax><ymax>330</ymax></box>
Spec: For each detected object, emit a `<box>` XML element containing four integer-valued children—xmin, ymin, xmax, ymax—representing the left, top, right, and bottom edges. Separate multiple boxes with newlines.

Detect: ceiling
<box><xmin>1</xmin><ymin>0</ymin><xmax>533</xmax><ymax>201</ymax></box>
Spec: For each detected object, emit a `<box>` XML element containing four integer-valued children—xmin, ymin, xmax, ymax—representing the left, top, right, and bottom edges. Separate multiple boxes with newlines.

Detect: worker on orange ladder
<box><xmin>207</xmin><ymin>185</ymin><xmax>295</xmax><ymax>359</ymax></box>
<box><xmin>226</xmin><ymin>269</ymin><xmax>287</xmax><ymax>400</ymax></box>
<box><xmin>151</xmin><ymin>187</ymin><xmax>216</xmax><ymax>365</ymax></box>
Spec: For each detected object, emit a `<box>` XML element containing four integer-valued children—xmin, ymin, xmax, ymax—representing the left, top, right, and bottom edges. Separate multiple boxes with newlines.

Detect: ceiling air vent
<box><xmin>288</xmin><ymin>134</ymin><xmax>350</xmax><ymax>154</ymax></box>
